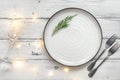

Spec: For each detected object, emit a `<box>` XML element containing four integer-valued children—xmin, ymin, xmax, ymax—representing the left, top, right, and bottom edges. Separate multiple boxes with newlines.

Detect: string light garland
<box><xmin>0</xmin><ymin>12</ymin><xmax>45</xmax><ymax>74</ymax></box>
<box><xmin>0</xmin><ymin>7</ymin><xmax>79</xmax><ymax>79</ymax></box>
<box><xmin>0</xmin><ymin>12</ymin><xmax>73</xmax><ymax>79</ymax></box>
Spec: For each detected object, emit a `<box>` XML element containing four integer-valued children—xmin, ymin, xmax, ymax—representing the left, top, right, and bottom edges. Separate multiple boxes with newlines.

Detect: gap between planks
<box><xmin>0</xmin><ymin>38</ymin><xmax>119</xmax><ymax>40</ymax></box>
<box><xmin>8</xmin><ymin>58</ymin><xmax>120</xmax><ymax>61</ymax></box>
<box><xmin>0</xmin><ymin>16</ymin><xmax>120</xmax><ymax>21</ymax></box>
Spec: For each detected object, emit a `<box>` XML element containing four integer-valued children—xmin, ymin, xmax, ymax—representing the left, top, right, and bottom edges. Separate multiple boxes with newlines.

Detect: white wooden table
<box><xmin>0</xmin><ymin>0</ymin><xmax>120</xmax><ymax>80</ymax></box>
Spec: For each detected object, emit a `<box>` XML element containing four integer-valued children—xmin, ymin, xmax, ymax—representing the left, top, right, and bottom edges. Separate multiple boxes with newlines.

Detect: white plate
<box><xmin>43</xmin><ymin>8</ymin><xmax>102</xmax><ymax>66</ymax></box>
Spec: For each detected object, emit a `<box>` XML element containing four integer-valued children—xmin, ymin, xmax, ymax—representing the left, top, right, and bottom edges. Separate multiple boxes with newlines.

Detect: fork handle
<box><xmin>96</xmin><ymin>56</ymin><xmax>108</xmax><ymax>69</ymax></box>
<box><xmin>88</xmin><ymin>57</ymin><xmax>108</xmax><ymax>78</ymax></box>
<box><xmin>95</xmin><ymin>49</ymin><xmax>106</xmax><ymax>62</ymax></box>
<box><xmin>87</xmin><ymin>49</ymin><xmax>106</xmax><ymax>71</ymax></box>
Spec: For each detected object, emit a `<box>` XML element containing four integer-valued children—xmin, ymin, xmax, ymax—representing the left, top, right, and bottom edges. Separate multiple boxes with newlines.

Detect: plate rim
<box><xmin>43</xmin><ymin>7</ymin><xmax>103</xmax><ymax>67</ymax></box>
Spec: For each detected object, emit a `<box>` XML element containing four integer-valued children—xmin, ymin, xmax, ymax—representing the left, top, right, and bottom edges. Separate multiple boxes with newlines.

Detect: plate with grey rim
<box><xmin>43</xmin><ymin>8</ymin><xmax>103</xmax><ymax>66</ymax></box>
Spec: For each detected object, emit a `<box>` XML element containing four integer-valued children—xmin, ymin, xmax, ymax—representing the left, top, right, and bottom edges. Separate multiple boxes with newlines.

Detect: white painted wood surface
<box><xmin>0</xmin><ymin>0</ymin><xmax>120</xmax><ymax>80</ymax></box>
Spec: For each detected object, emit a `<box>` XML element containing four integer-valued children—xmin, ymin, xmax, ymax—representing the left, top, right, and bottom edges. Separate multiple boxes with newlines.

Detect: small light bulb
<box><xmin>12</xmin><ymin>60</ymin><xmax>25</xmax><ymax>69</ymax></box>
<box><xmin>13</xmin><ymin>33</ymin><xmax>17</xmax><ymax>38</ymax></box>
<box><xmin>8</xmin><ymin>33</ymin><xmax>17</xmax><ymax>40</ymax></box>
<box><xmin>11</xmin><ymin>20</ymin><xmax>24</xmax><ymax>34</ymax></box>
<box><xmin>34</xmin><ymin>39</ymin><xmax>44</xmax><ymax>48</ymax></box>
<box><xmin>32</xmin><ymin>16</ymin><xmax>37</xmax><ymax>21</ymax></box>
<box><xmin>63</xmin><ymin>67</ymin><xmax>70</xmax><ymax>72</ymax></box>
<box><xmin>39</xmin><ymin>39</ymin><xmax>44</xmax><ymax>48</ymax></box>
<box><xmin>48</xmin><ymin>70</ymin><xmax>55</xmax><ymax>76</ymax></box>
<box><xmin>32</xmin><ymin>13</ymin><xmax>37</xmax><ymax>22</ymax></box>
<box><xmin>15</xmin><ymin>42</ymin><xmax>22</xmax><ymax>48</ymax></box>
<box><xmin>31</xmin><ymin>66</ymin><xmax>39</xmax><ymax>73</ymax></box>
<box><xmin>12</xmin><ymin>20</ymin><xmax>22</xmax><ymax>28</ymax></box>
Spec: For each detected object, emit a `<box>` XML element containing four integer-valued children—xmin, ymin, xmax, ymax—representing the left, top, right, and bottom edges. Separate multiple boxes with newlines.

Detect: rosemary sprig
<box><xmin>52</xmin><ymin>14</ymin><xmax>77</xmax><ymax>36</ymax></box>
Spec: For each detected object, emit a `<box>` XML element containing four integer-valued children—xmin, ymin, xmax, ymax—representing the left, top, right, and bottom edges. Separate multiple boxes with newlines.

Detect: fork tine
<box><xmin>106</xmin><ymin>34</ymin><xmax>118</xmax><ymax>46</ymax></box>
<box><xmin>109</xmin><ymin>42</ymin><xmax>120</xmax><ymax>55</ymax></box>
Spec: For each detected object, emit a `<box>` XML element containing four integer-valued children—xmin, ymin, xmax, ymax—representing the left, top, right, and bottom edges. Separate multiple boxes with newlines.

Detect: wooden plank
<box><xmin>0</xmin><ymin>0</ymin><xmax>120</xmax><ymax>38</ymax></box>
<box><xmin>0</xmin><ymin>0</ymin><xmax>120</xmax><ymax>18</ymax></box>
<box><xmin>0</xmin><ymin>39</ymin><xmax>119</xmax><ymax>59</ymax></box>
<box><xmin>0</xmin><ymin>19</ymin><xmax>47</xmax><ymax>39</ymax></box>
<box><xmin>0</xmin><ymin>19</ymin><xmax>120</xmax><ymax>38</ymax></box>
<box><xmin>0</xmin><ymin>40</ymin><xmax>50</xmax><ymax>59</ymax></box>
<box><xmin>0</xmin><ymin>60</ymin><xmax>120</xmax><ymax>80</ymax></box>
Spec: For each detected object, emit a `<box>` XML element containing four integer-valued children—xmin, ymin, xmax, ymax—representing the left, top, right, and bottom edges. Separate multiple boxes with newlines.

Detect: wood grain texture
<box><xmin>0</xmin><ymin>19</ymin><xmax>120</xmax><ymax>38</ymax></box>
<box><xmin>0</xmin><ymin>0</ymin><xmax>120</xmax><ymax>80</ymax></box>
<box><xmin>0</xmin><ymin>60</ymin><xmax>120</xmax><ymax>80</ymax></box>
<box><xmin>0</xmin><ymin>39</ymin><xmax>120</xmax><ymax>59</ymax></box>
<box><xmin>0</xmin><ymin>0</ymin><xmax>120</xmax><ymax>18</ymax></box>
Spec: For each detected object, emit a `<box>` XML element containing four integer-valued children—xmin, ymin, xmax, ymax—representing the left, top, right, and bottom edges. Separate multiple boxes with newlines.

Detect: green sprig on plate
<box><xmin>52</xmin><ymin>14</ymin><xmax>77</xmax><ymax>36</ymax></box>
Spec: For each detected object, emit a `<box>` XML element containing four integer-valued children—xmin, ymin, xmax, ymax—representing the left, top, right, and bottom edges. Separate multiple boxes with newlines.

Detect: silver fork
<box><xmin>87</xmin><ymin>34</ymin><xmax>118</xmax><ymax>71</ymax></box>
<box><xmin>88</xmin><ymin>42</ymin><xmax>120</xmax><ymax>77</ymax></box>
